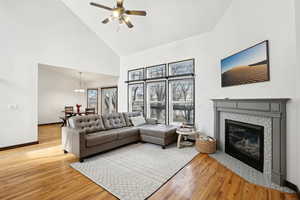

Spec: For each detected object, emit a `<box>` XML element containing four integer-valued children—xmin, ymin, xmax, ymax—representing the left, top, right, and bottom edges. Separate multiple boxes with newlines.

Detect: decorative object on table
<box><xmin>221</xmin><ymin>40</ymin><xmax>270</xmax><ymax>87</ymax></box>
<box><xmin>76</xmin><ymin>104</ymin><xmax>82</xmax><ymax>114</ymax></box>
<box><xmin>101</xmin><ymin>86</ymin><xmax>118</xmax><ymax>115</ymax></box>
<box><xmin>196</xmin><ymin>135</ymin><xmax>216</xmax><ymax>154</ymax></box>
<box><xmin>176</xmin><ymin>128</ymin><xmax>198</xmax><ymax>148</ymax></box>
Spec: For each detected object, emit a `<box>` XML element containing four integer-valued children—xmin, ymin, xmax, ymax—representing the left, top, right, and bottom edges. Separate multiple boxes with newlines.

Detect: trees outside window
<box><xmin>128</xmin><ymin>68</ymin><xmax>144</xmax><ymax>81</ymax></box>
<box><xmin>168</xmin><ymin>79</ymin><xmax>194</xmax><ymax>125</ymax></box>
<box><xmin>169</xmin><ymin>59</ymin><xmax>194</xmax><ymax>76</ymax></box>
<box><xmin>87</xmin><ymin>89</ymin><xmax>98</xmax><ymax>113</ymax></box>
<box><xmin>127</xmin><ymin>59</ymin><xmax>195</xmax><ymax>125</ymax></box>
<box><xmin>146</xmin><ymin>64</ymin><xmax>166</xmax><ymax>79</ymax></box>
<box><xmin>101</xmin><ymin>87</ymin><xmax>118</xmax><ymax>114</ymax></box>
<box><xmin>128</xmin><ymin>83</ymin><xmax>144</xmax><ymax>114</ymax></box>
<box><xmin>146</xmin><ymin>81</ymin><xmax>166</xmax><ymax>124</ymax></box>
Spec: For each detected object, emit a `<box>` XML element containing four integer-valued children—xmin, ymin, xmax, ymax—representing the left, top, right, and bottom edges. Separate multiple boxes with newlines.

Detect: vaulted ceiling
<box><xmin>62</xmin><ymin>0</ymin><xmax>232</xmax><ymax>56</ymax></box>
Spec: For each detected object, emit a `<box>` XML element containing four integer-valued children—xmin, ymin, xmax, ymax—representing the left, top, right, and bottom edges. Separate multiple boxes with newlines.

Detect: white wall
<box><xmin>294</xmin><ymin>0</ymin><xmax>300</xmax><ymax>187</ymax></box>
<box><xmin>119</xmin><ymin>0</ymin><xmax>299</xmax><ymax>185</ymax></box>
<box><xmin>0</xmin><ymin>0</ymin><xmax>119</xmax><ymax>148</ymax></box>
<box><xmin>38</xmin><ymin>65</ymin><xmax>87</xmax><ymax>125</ymax></box>
<box><xmin>38</xmin><ymin>65</ymin><xmax>118</xmax><ymax>124</ymax></box>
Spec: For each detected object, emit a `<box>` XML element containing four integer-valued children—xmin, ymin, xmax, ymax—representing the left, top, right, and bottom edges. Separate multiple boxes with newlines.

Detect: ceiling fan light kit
<box><xmin>90</xmin><ymin>0</ymin><xmax>147</xmax><ymax>29</ymax></box>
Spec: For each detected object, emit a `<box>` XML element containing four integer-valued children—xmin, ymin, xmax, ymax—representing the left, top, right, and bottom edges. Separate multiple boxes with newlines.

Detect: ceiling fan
<box><xmin>90</xmin><ymin>0</ymin><xmax>147</xmax><ymax>29</ymax></box>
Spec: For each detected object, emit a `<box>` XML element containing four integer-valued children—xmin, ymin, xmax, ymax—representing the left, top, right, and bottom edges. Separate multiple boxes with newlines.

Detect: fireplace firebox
<box><xmin>225</xmin><ymin>119</ymin><xmax>264</xmax><ymax>172</ymax></box>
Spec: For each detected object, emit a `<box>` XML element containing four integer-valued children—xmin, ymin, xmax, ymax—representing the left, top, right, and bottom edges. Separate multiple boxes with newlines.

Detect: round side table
<box><xmin>176</xmin><ymin>129</ymin><xmax>198</xmax><ymax>148</ymax></box>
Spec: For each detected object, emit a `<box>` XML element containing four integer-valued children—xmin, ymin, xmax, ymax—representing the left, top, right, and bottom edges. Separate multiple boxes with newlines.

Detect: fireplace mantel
<box><xmin>212</xmin><ymin>98</ymin><xmax>290</xmax><ymax>186</ymax></box>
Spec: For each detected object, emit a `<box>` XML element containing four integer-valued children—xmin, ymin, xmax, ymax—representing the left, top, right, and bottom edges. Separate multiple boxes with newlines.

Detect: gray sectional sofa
<box><xmin>62</xmin><ymin>112</ymin><xmax>178</xmax><ymax>162</ymax></box>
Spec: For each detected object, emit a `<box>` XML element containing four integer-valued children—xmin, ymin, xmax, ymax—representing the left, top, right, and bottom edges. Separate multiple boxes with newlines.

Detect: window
<box><xmin>168</xmin><ymin>59</ymin><xmax>194</xmax><ymax>76</ymax></box>
<box><xmin>146</xmin><ymin>64</ymin><xmax>166</xmax><ymax>79</ymax></box>
<box><xmin>128</xmin><ymin>68</ymin><xmax>144</xmax><ymax>81</ymax></box>
<box><xmin>168</xmin><ymin>79</ymin><xmax>194</xmax><ymax>125</ymax></box>
<box><xmin>127</xmin><ymin>59</ymin><xmax>195</xmax><ymax>125</ymax></box>
<box><xmin>146</xmin><ymin>81</ymin><xmax>166</xmax><ymax>124</ymax></box>
<box><xmin>101</xmin><ymin>87</ymin><xmax>118</xmax><ymax>114</ymax></box>
<box><xmin>87</xmin><ymin>89</ymin><xmax>98</xmax><ymax>113</ymax></box>
<box><xmin>128</xmin><ymin>83</ymin><xmax>144</xmax><ymax>114</ymax></box>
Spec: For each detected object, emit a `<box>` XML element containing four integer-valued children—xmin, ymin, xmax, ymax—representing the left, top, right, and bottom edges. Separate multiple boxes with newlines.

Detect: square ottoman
<box><xmin>139</xmin><ymin>124</ymin><xmax>178</xmax><ymax>149</ymax></box>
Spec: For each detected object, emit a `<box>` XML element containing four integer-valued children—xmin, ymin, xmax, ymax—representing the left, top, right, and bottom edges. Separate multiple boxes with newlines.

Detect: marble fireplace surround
<box><xmin>212</xmin><ymin>98</ymin><xmax>290</xmax><ymax>186</ymax></box>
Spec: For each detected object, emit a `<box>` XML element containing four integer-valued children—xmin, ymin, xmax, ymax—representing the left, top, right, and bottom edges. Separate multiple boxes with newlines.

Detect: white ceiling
<box><xmin>39</xmin><ymin>64</ymin><xmax>119</xmax><ymax>83</ymax></box>
<box><xmin>62</xmin><ymin>0</ymin><xmax>232</xmax><ymax>56</ymax></box>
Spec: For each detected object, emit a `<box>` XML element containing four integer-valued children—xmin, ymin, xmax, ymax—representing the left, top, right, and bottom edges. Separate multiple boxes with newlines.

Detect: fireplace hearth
<box><xmin>225</xmin><ymin>119</ymin><xmax>264</xmax><ymax>172</ymax></box>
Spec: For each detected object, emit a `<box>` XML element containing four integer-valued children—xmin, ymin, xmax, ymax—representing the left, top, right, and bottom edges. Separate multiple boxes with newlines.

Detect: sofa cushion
<box><xmin>123</xmin><ymin>112</ymin><xmax>142</xmax><ymax>126</ymax></box>
<box><xmin>131</xmin><ymin>116</ymin><xmax>146</xmax><ymax>126</ymax></box>
<box><xmin>102</xmin><ymin>113</ymin><xmax>127</xmax><ymax>129</ymax></box>
<box><xmin>139</xmin><ymin>124</ymin><xmax>177</xmax><ymax>138</ymax></box>
<box><xmin>86</xmin><ymin>131</ymin><xmax>118</xmax><ymax>147</ymax></box>
<box><xmin>69</xmin><ymin>115</ymin><xmax>105</xmax><ymax>134</ymax></box>
<box><xmin>117</xmin><ymin>127</ymin><xmax>140</xmax><ymax>139</ymax></box>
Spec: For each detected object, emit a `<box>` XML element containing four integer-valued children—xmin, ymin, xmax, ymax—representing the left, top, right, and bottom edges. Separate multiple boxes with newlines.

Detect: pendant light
<box><xmin>74</xmin><ymin>72</ymin><xmax>85</xmax><ymax>93</ymax></box>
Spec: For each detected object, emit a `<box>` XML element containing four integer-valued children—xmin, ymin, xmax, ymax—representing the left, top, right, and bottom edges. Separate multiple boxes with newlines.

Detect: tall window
<box><xmin>128</xmin><ymin>83</ymin><xmax>144</xmax><ymax>114</ymax></box>
<box><xmin>87</xmin><ymin>89</ymin><xmax>98</xmax><ymax>113</ymax></box>
<box><xmin>101</xmin><ymin>87</ymin><xmax>118</xmax><ymax>115</ymax></box>
<box><xmin>146</xmin><ymin>81</ymin><xmax>166</xmax><ymax>124</ymax></box>
<box><xmin>127</xmin><ymin>59</ymin><xmax>195</xmax><ymax>125</ymax></box>
<box><xmin>168</xmin><ymin>79</ymin><xmax>194</xmax><ymax>125</ymax></box>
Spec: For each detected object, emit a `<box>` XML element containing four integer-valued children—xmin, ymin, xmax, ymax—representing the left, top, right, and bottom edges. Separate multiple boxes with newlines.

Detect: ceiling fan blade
<box><xmin>102</xmin><ymin>18</ymin><xmax>110</xmax><ymax>24</ymax></box>
<box><xmin>121</xmin><ymin>15</ymin><xmax>134</xmax><ymax>28</ymax></box>
<box><xmin>117</xmin><ymin>0</ymin><xmax>124</xmax><ymax>8</ymax></box>
<box><xmin>125</xmin><ymin>10</ymin><xmax>147</xmax><ymax>16</ymax></box>
<box><xmin>90</xmin><ymin>2</ymin><xmax>113</xmax><ymax>11</ymax></box>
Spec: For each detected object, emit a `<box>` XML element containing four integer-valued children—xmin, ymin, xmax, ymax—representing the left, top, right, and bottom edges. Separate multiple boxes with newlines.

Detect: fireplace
<box><xmin>225</xmin><ymin>119</ymin><xmax>264</xmax><ymax>172</ymax></box>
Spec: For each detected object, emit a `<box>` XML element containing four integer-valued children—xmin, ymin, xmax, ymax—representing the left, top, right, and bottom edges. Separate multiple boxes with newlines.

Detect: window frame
<box><xmin>167</xmin><ymin>78</ymin><xmax>195</xmax><ymax>126</ymax></box>
<box><xmin>86</xmin><ymin>88</ymin><xmax>99</xmax><ymax>114</ymax></box>
<box><xmin>168</xmin><ymin>59</ymin><xmax>195</xmax><ymax>78</ymax></box>
<box><xmin>127</xmin><ymin>82</ymin><xmax>145</xmax><ymax>116</ymax></box>
<box><xmin>145</xmin><ymin>64</ymin><xmax>167</xmax><ymax>80</ymax></box>
<box><xmin>127</xmin><ymin>68</ymin><xmax>145</xmax><ymax>82</ymax></box>
<box><xmin>145</xmin><ymin>80</ymin><xmax>167</xmax><ymax>124</ymax></box>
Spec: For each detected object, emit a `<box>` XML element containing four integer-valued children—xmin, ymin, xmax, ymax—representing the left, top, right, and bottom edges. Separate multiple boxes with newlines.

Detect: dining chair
<box><xmin>64</xmin><ymin>106</ymin><xmax>74</xmax><ymax>126</ymax></box>
<box><xmin>85</xmin><ymin>108</ymin><xmax>96</xmax><ymax>115</ymax></box>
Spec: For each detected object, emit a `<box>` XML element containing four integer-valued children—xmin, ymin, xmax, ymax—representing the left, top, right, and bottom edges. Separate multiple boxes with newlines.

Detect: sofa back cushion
<box><xmin>123</xmin><ymin>112</ymin><xmax>142</xmax><ymax>126</ymax></box>
<box><xmin>102</xmin><ymin>113</ymin><xmax>127</xmax><ymax>129</ymax></box>
<box><xmin>69</xmin><ymin>115</ymin><xmax>105</xmax><ymax>134</ymax></box>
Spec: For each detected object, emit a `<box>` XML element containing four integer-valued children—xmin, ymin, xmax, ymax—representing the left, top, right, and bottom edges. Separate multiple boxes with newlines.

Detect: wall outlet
<box><xmin>8</xmin><ymin>104</ymin><xmax>18</xmax><ymax>110</ymax></box>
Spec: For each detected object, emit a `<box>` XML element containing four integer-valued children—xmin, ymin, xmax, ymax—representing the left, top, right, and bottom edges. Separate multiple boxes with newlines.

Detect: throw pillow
<box><xmin>130</xmin><ymin>116</ymin><xmax>146</xmax><ymax>126</ymax></box>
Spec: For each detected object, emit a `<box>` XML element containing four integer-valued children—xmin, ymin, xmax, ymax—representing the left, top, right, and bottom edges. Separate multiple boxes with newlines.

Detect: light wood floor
<box><xmin>0</xmin><ymin>124</ymin><xmax>298</xmax><ymax>200</ymax></box>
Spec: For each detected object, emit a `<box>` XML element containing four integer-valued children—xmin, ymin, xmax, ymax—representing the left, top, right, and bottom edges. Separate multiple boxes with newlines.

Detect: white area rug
<box><xmin>71</xmin><ymin>143</ymin><xmax>198</xmax><ymax>200</ymax></box>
